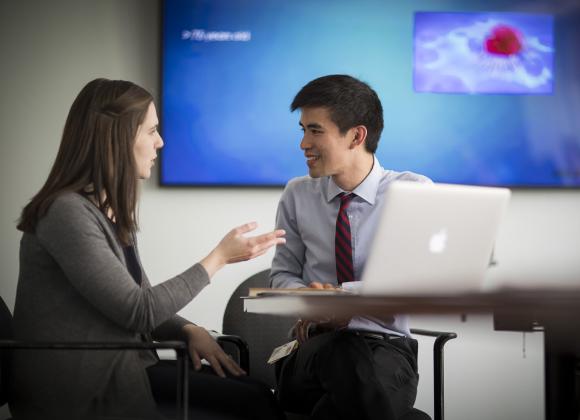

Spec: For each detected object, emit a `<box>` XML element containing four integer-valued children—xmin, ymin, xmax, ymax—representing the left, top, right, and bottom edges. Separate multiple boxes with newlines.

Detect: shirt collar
<box><xmin>325</xmin><ymin>156</ymin><xmax>382</xmax><ymax>205</ymax></box>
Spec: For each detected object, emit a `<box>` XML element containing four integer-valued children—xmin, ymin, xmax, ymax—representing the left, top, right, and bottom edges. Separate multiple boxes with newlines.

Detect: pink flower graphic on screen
<box><xmin>484</xmin><ymin>25</ymin><xmax>523</xmax><ymax>56</ymax></box>
<box><xmin>414</xmin><ymin>12</ymin><xmax>554</xmax><ymax>94</ymax></box>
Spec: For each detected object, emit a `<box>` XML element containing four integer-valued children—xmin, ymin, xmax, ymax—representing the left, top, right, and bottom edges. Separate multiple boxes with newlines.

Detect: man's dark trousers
<box><xmin>276</xmin><ymin>330</ymin><xmax>419</xmax><ymax>420</ymax></box>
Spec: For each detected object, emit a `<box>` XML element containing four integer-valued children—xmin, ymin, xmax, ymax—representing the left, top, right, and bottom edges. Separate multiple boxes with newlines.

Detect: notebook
<box><xmin>360</xmin><ymin>181</ymin><xmax>511</xmax><ymax>296</ymax></box>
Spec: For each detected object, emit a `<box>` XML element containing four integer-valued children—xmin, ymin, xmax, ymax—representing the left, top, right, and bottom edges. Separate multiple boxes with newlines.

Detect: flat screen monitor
<box><xmin>161</xmin><ymin>0</ymin><xmax>580</xmax><ymax>187</ymax></box>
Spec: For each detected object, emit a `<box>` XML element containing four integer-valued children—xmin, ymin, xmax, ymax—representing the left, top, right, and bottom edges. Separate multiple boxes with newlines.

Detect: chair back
<box><xmin>222</xmin><ymin>270</ymin><xmax>296</xmax><ymax>388</ymax></box>
<box><xmin>0</xmin><ymin>295</ymin><xmax>14</xmax><ymax>406</ymax></box>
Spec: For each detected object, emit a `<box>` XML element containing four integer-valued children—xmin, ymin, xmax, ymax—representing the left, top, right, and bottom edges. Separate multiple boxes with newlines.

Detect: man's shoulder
<box><xmin>377</xmin><ymin>169</ymin><xmax>432</xmax><ymax>195</ymax></box>
<box><xmin>284</xmin><ymin>175</ymin><xmax>326</xmax><ymax>196</ymax></box>
<box><xmin>380</xmin><ymin>169</ymin><xmax>432</xmax><ymax>185</ymax></box>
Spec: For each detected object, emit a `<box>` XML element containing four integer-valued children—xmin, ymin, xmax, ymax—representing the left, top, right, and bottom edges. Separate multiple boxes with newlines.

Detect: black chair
<box><xmin>222</xmin><ymin>270</ymin><xmax>457</xmax><ymax>420</ymax></box>
<box><xmin>0</xmin><ymin>294</ymin><xmax>246</xmax><ymax>420</ymax></box>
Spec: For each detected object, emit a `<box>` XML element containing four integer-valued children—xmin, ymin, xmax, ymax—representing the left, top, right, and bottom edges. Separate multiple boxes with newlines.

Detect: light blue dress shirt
<box><xmin>270</xmin><ymin>157</ymin><xmax>431</xmax><ymax>336</ymax></box>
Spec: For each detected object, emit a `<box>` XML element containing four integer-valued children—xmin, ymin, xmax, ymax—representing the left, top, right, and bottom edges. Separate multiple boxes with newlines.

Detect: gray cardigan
<box><xmin>10</xmin><ymin>192</ymin><xmax>210</xmax><ymax>419</ymax></box>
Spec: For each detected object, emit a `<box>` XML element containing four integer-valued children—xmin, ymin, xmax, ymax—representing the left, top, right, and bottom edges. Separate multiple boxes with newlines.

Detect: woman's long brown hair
<box><xmin>17</xmin><ymin>78</ymin><xmax>153</xmax><ymax>245</ymax></box>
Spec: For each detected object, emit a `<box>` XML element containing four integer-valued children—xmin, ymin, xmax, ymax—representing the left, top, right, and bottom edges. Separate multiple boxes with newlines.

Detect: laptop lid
<box><xmin>360</xmin><ymin>181</ymin><xmax>511</xmax><ymax>296</ymax></box>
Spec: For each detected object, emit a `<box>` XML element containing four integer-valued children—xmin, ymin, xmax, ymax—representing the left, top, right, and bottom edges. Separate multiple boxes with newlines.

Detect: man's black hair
<box><xmin>290</xmin><ymin>75</ymin><xmax>384</xmax><ymax>153</ymax></box>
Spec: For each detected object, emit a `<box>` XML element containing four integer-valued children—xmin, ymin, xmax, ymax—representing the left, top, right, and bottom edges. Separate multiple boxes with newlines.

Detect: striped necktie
<box><xmin>335</xmin><ymin>193</ymin><xmax>355</xmax><ymax>284</ymax></box>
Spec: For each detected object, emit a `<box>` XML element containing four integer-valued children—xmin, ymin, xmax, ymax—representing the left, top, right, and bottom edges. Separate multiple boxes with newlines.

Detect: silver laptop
<box><xmin>360</xmin><ymin>181</ymin><xmax>511</xmax><ymax>296</ymax></box>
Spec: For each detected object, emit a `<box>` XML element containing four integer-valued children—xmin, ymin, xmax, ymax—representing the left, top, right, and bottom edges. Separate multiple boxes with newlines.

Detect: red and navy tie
<box><xmin>335</xmin><ymin>193</ymin><xmax>355</xmax><ymax>284</ymax></box>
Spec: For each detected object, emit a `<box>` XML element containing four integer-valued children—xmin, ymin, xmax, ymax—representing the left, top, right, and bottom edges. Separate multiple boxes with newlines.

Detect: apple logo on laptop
<box><xmin>429</xmin><ymin>229</ymin><xmax>447</xmax><ymax>254</ymax></box>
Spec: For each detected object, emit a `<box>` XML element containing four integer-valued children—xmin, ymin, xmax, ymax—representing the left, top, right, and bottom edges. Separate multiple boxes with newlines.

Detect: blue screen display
<box><xmin>161</xmin><ymin>0</ymin><xmax>580</xmax><ymax>187</ymax></box>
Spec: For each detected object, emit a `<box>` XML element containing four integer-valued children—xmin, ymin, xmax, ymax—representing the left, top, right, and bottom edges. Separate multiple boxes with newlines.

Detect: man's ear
<box><xmin>349</xmin><ymin>126</ymin><xmax>368</xmax><ymax>149</ymax></box>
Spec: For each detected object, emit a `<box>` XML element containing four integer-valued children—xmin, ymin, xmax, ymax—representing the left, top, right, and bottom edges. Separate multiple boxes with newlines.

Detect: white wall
<box><xmin>1</xmin><ymin>1</ymin><xmax>579</xmax><ymax>419</ymax></box>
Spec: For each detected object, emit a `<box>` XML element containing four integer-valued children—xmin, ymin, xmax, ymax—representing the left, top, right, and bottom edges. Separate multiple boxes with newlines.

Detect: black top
<box><xmin>103</xmin><ymin>215</ymin><xmax>142</xmax><ymax>285</ymax></box>
<box><xmin>123</xmin><ymin>244</ymin><xmax>142</xmax><ymax>286</ymax></box>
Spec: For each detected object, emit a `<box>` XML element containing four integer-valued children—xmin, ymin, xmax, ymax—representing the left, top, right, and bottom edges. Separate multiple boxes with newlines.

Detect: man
<box><xmin>270</xmin><ymin>75</ymin><xmax>431</xmax><ymax>420</ymax></box>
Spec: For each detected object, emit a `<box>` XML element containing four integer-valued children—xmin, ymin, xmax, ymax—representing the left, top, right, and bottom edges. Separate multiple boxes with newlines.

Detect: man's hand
<box><xmin>294</xmin><ymin>281</ymin><xmax>350</xmax><ymax>344</ymax></box>
<box><xmin>309</xmin><ymin>281</ymin><xmax>336</xmax><ymax>290</ymax></box>
<box><xmin>182</xmin><ymin>325</ymin><xmax>246</xmax><ymax>378</ymax></box>
<box><xmin>294</xmin><ymin>318</ymin><xmax>314</xmax><ymax>344</ymax></box>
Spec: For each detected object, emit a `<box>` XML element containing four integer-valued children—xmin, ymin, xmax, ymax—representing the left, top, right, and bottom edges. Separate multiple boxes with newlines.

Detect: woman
<box><xmin>10</xmin><ymin>78</ymin><xmax>286</xmax><ymax>420</ymax></box>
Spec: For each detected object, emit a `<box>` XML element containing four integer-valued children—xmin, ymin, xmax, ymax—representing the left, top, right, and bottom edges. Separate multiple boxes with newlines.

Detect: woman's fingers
<box><xmin>183</xmin><ymin>326</ymin><xmax>247</xmax><ymax>380</ymax></box>
<box><xmin>219</xmin><ymin>353</ymin><xmax>246</xmax><ymax>376</ymax></box>
<box><xmin>206</xmin><ymin>223</ymin><xmax>287</xmax><ymax>269</ymax></box>
<box><xmin>207</xmin><ymin>355</ymin><xmax>226</xmax><ymax>378</ymax></box>
<box><xmin>252</xmin><ymin>229</ymin><xmax>286</xmax><ymax>244</ymax></box>
<box><xmin>190</xmin><ymin>349</ymin><xmax>202</xmax><ymax>371</ymax></box>
<box><xmin>249</xmin><ymin>238</ymin><xmax>285</xmax><ymax>256</ymax></box>
<box><xmin>232</xmin><ymin>221</ymin><xmax>258</xmax><ymax>235</ymax></box>
<box><xmin>225</xmin><ymin>229</ymin><xmax>286</xmax><ymax>263</ymax></box>
<box><xmin>251</xmin><ymin>232</ymin><xmax>286</xmax><ymax>251</ymax></box>
<box><xmin>241</xmin><ymin>231</ymin><xmax>286</xmax><ymax>257</ymax></box>
<box><xmin>208</xmin><ymin>352</ymin><xmax>246</xmax><ymax>378</ymax></box>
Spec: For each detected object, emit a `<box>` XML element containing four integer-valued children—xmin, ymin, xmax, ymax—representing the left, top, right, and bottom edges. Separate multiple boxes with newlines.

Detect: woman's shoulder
<box><xmin>43</xmin><ymin>191</ymin><xmax>104</xmax><ymax>226</ymax></box>
<box><xmin>50</xmin><ymin>191</ymin><xmax>95</xmax><ymax>211</ymax></box>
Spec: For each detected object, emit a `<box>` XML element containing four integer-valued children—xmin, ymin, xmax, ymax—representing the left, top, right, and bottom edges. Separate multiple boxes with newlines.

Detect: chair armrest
<box><xmin>215</xmin><ymin>334</ymin><xmax>250</xmax><ymax>373</ymax></box>
<box><xmin>411</xmin><ymin>328</ymin><xmax>457</xmax><ymax>340</ymax></box>
<box><xmin>410</xmin><ymin>329</ymin><xmax>457</xmax><ymax>420</ymax></box>
<box><xmin>0</xmin><ymin>339</ymin><xmax>187</xmax><ymax>351</ymax></box>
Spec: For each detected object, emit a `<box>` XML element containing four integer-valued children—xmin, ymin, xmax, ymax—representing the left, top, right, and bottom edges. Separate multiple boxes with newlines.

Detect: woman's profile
<box><xmin>10</xmin><ymin>78</ymin><xmax>286</xmax><ymax>420</ymax></box>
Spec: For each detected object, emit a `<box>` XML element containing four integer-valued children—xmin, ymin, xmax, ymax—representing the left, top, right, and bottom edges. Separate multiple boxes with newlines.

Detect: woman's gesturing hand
<box><xmin>183</xmin><ymin>325</ymin><xmax>246</xmax><ymax>378</ymax></box>
<box><xmin>201</xmin><ymin>222</ymin><xmax>285</xmax><ymax>277</ymax></box>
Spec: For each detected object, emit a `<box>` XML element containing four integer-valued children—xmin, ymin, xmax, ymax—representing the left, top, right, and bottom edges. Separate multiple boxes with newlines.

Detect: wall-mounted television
<box><xmin>161</xmin><ymin>0</ymin><xmax>580</xmax><ymax>187</ymax></box>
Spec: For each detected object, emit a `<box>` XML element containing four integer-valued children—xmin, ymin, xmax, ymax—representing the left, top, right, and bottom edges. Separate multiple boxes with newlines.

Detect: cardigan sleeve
<box><xmin>35</xmin><ymin>194</ymin><xmax>210</xmax><ymax>334</ymax></box>
<box><xmin>132</xmin><ymin>234</ymin><xmax>198</xmax><ymax>341</ymax></box>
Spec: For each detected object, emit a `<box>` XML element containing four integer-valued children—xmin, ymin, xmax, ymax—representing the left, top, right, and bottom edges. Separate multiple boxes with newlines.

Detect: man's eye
<box><xmin>312</xmin><ymin>129</ymin><xmax>322</xmax><ymax>135</ymax></box>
